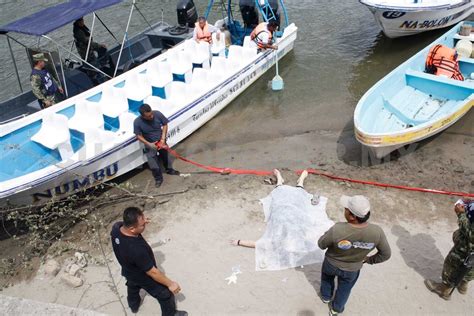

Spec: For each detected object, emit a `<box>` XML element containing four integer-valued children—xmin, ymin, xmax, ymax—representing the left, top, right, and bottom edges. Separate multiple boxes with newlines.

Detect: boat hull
<box><xmin>360</xmin><ymin>1</ymin><xmax>473</xmax><ymax>38</ymax></box>
<box><xmin>356</xmin><ymin>98</ymin><xmax>473</xmax><ymax>159</ymax></box>
<box><xmin>0</xmin><ymin>26</ymin><xmax>297</xmax><ymax>207</ymax></box>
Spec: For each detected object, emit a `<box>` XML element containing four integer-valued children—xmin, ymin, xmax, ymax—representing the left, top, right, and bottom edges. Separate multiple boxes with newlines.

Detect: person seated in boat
<box><xmin>193</xmin><ymin>16</ymin><xmax>220</xmax><ymax>44</ymax></box>
<box><xmin>73</xmin><ymin>17</ymin><xmax>109</xmax><ymax>64</ymax></box>
<box><xmin>425</xmin><ymin>44</ymin><xmax>464</xmax><ymax>81</ymax></box>
<box><xmin>230</xmin><ymin>169</ymin><xmax>333</xmax><ymax>271</ymax></box>
<box><xmin>250</xmin><ymin>20</ymin><xmax>279</xmax><ymax>51</ymax></box>
<box><xmin>30</xmin><ymin>53</ymin><xmax>64</xmax><ymax>109</ymax></box>
<box><xmin>133</xmin><ymin>104</ymin><xmax>180</xmax><ymax>188</ymax></box>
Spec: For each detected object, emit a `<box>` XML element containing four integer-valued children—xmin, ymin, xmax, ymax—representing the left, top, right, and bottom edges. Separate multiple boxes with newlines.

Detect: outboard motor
<box><xmin>177</xmin><ymin>0</ymin><xmax>198</xmax><ymax>27</ymax></box>
<box><xmin>239</xmin><ymin>0</ymin><xmax>259</xmax><ymax>29</ymax></box>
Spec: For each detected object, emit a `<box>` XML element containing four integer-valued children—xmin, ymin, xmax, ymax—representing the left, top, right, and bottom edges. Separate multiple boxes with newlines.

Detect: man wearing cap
<box><xmin>30</xmin><ymin>53</ymin><xmax>64</xmax><ymax>108</ymax></box>
<box><xmin>425</xmin><ymin>199</ymin><xmax>473</xmax><ymax>299</ymax></box>
<box><xmin>318</xmin><ymin>195</ymin><xmax>391</xmax><ymax>315</ymax></box>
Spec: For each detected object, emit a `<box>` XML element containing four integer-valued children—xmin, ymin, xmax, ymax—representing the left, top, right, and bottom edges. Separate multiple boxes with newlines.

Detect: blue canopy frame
<box><xmin>0</xmin><ymin>0</ymin><xmax>123</xmax><ymax>36</ymax></box>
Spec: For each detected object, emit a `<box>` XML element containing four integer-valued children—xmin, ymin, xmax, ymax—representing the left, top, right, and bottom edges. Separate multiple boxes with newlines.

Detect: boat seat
<box><xmin>125</xmin><ymin>72</ymin><xmax>152</xmax><ymax>107</ymax></box>
<box><xmin>31</xmin><ymin>112</ymin><xmax>74</xmax><ymax>160</ymax></box>
<box><xmin>190</xmin><ymin>68</ymin><xmax>210</xmax><ymax>96</ymax></box>
<box><xmin>187</xmin><ymin>40</ymin><xmax>211</xmax><ymax>68</ymax></box>
<box><xmin>117</xmin><ymin>111</ymin><xmax>137</xmax><ymax>134</ymax></box>
<box><xmin>211</xmin><ymin>33</ymin><xmax>226</xmax><ymax>56</ymax></box>
<box><xmin>167</xmin><ymin>81</ymin><xmax>189</xmax><ymax>107</ymax></box>
<box><xmin>405</xmin><ymin>69</ymin><xmax>474</xmax><ymax>100</ymax></box>
<box><xmin>69</xmin><ymin>101</ymin><xmax>105</xmax><ymax>132</ymax></box>
<box><xmin>210</xmin><ymin>56</ymin><xmax>228</xmax><ymax>73</ymax></box>
<box><xmin>144</xmin><ymin>95</ymin><xmax>174</xmax><ymax>117</ymax></box>
<box><xmin>191</xmin><ymin>67</ymin><xmax>209</xmax><ymax>83</ymax></box>
<box><xmin>209</xmin><ymin>57</ymin><xmax>227</xmax><ymax>84</ymax></box>
<box><xmin>147</xmin><ymin>60</ymin><xmax>173</xmax><ymax>99</ymax></box>
<box><xmin>459</xmin><ymin>57</ymin><xmax>474</xmax><ymax>76</ymax></box>
<box><xmin>96</xmin><ymin>85</ymin><xmax>128</xmax><ymax>118</ymax></box>
<box><xmin>227</xmin><ymin>45</ymin><xmax>244</xmax><ymax>70</ymax></box>
<box><xmin>168</xmin><ymin>51</ymin><xmax>193</xmax><ymax>83</ymax></box>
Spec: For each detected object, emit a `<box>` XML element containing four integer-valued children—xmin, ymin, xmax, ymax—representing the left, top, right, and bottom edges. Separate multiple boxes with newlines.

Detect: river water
<box><xmin>0</xmin><ymin>0</ymin><xmax>472</xmax><ymax>161</ymax></box>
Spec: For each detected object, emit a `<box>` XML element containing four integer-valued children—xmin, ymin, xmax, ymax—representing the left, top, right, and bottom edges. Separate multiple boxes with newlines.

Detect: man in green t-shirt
<box><xmin>318</xmin><ymin>195</ymin><xmax>391</xmax><ymax>316</ymax></box>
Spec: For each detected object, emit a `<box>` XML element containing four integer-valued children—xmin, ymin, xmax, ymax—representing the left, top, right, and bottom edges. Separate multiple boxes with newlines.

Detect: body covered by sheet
<box><xmin>256</xmin><ymin>185</ymin><xmax>334</xmax><ymax>271</ymax></box>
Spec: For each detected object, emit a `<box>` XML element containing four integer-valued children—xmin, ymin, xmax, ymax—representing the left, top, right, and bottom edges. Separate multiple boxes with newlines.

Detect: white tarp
<box><xmin>255</xmin><ymin>185</ymin><xmax>334</xmax><ymax>271</ymax></box>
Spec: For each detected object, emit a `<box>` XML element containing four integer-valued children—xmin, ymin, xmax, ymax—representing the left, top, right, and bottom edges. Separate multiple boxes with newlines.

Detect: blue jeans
<box><xmin>320</xmin><ymin>258</ymin><xmax>360</xmax><ymax>313</ymax></box>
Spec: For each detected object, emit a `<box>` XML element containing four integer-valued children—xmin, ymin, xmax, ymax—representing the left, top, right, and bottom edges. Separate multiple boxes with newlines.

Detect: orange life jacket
<box><xmin>250</xmin><ymin>22</ymin><xmax>272</xmax><ymax>49</ymax></box>
<box><xmin>425</xmin><ymin>44</ymin><xmax>464</xmax><ymax>81</ymax></box>
<box><xmin>195</xmin><ymin>22</ymin><xmax>212</xmax><ymax>43</ymax></box>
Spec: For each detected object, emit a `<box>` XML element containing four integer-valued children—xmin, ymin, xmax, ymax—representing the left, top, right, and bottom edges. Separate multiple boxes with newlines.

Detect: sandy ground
<box><xmin>1</xmin><ymin>126</ymin><xmax>473</xmax><ymax>315</ymax></box>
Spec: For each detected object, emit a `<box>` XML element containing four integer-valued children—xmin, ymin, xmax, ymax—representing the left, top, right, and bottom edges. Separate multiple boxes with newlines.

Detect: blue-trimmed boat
<box><xmin>355</xmin><ymin>21</ymin><xmax>473</xmax><ymax>158</ymax></box>
<box><xmin>0</xmin><ymin>0</ymin><xmax>297</xmax><ymax>206</ymax></box>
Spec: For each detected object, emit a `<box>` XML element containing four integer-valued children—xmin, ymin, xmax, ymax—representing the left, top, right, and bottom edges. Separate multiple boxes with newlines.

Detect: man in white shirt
<box><xmin>250</xmin><ymin>20</ymin><xmax>278</xmax><ymax>50</ymax></box>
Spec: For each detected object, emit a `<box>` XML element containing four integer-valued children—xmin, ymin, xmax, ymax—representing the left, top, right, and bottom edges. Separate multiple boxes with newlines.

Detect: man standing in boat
<box><xmin>30</xmin><ymin>53</ymin><xmax>64</xmax><ymax>109</ymax></box>
<box><xmin>250</xmin><ymin>20</ymin><xmax>279</xmax><ymax>51</ymax></box>
<box><xmin>134</xmin><ymin>104</ymin><xmax>180</xmax><ymax>188</ymax></box>
<box><xmin>193</xmin><ymin>16</ymin><xmax>220</xmax><ymax>43</ymax></box>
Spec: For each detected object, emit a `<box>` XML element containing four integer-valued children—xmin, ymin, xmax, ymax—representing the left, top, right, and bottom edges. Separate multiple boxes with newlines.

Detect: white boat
<box><xmin>0</xmin><ymin>0</ymin><xmax>297</xmax><ymax>207</ymax></box>
<box><xmin>360</xmin><ymin>0</ymin><xmax>473</xmax><ymax>38</ymax></box>
<box><xmin>354</xmin><ymin>21</ymin><xmax>474</xmax><ymax>159</ymax></box>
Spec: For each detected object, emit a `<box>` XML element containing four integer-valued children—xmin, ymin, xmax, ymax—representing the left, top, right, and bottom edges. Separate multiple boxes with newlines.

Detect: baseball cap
<box><xmin>340</xmin><ymin>195</ymin><xmax>371</xmax><ymax>218</ymax></box>
<box><xmin>32</xmin><ymin>53</ymin><xmax>48</xmax><ymax>62</ymax></box>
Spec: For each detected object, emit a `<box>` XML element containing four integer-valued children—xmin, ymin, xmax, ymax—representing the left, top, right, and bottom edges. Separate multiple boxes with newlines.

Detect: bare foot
<box><xmin>273</xmin><ymin>169</ymin><xmax>284</xmax><ymax>186</ymax></box>
<box><xmin>297</xmin><ymin>170</ymin><xmax>308</xmax><ymax>187</ymax></box>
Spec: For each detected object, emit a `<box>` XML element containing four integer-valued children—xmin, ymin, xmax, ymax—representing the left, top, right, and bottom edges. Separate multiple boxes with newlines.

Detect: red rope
<box><xmin>162</xmin><ymin>146</ymin><xmax>474</xmax><ymax>198</ymax></box>
<box><xmin>304</xmin><ymin>169</ymin><xmax>473</xmax><ymax>198</ymax></box>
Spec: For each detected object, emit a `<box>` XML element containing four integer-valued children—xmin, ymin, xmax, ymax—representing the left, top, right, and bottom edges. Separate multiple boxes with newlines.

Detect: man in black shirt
<box><xmin>111</xmin><ymin>207</ymin><xmax>187</xmax><ymax>315</ymax></box>
<box><xmin>134</xmin><ymin>104</ymin><xmax>180</xmax><ymax>188</ymax></box>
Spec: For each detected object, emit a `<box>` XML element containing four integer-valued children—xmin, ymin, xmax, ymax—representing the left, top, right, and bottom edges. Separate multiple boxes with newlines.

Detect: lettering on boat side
<box><xmin>193</xmin><ymin>93</ymin><xmax>228</xmax><ymax>121</ymax></box>
<box><xmin>399</xmin><ymin>16</ymin><xmax>451</xmax><ymax>29</ymax></box>
<box><xmin>167</xmin><ymin>126</ymin><xmax>181</xmax><ymax>139</ymax></box>
<box><xmin>229</xmin><ymin>70</ymin><xmax>256</xmax><ymax>93</ymax></box>
<box><xmin>382</xmin><ymin>11</ymin><xmax>405</xmax><ymax>19</ymax></box>
<box><xmin>192</xmin><ymin>70</ymin><xmax>257</xmax><ymax>122</ymax></box>
<box><xmin>31</xmin><ymin>162</ymin><xmax>119</xmax><ymax>201</ymax></box>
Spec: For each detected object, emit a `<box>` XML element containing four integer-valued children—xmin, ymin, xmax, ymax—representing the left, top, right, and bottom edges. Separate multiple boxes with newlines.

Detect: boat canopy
<box><xmin>0</xmin><ymin>0</ymin><xmax>123</xmax><ymax>36</ymax></box>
